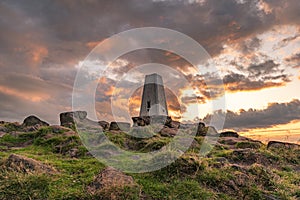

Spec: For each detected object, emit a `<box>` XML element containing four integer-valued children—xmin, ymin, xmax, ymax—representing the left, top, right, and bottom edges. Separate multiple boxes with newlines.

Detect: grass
<box><xmin>0</xmin><ymin>125</ymin><xmax>299</xmax><ymax>199</ymax></box>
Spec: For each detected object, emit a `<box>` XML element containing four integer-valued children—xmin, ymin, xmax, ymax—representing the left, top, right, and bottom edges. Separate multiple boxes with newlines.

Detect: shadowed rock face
<box><xmin>22</xmin><ymin>115</ymin><xmax>49</xmax><ymax>127</ymax></box>
<box><xmin>220</xmin><ymin>131</ymin><xmax>239</xmax><ymax>138</ymax></box>
<box><xmin>98</xmin><ymin>121</ymin><xmax>109</xmax><ymax>131</ymax></box>
<box><xmin>60</xmin><ymin>111</ymin><xmax>87</xmax><ymax>129</ymax></box>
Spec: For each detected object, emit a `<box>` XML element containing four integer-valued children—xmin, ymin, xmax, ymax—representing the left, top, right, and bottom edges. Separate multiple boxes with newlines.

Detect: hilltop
<box><xmin>0</xmin><ymin>113</ymin><xmax>299</xmax><ymax>199</ymax></box>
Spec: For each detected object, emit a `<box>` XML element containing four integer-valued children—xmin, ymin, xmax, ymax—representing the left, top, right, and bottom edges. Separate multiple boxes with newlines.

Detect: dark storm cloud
<box><xmin>223</xmin><ymin>72</ymin><xmax>286</xmax><ymax>92</ymax></box>
<box><xmin>203</xmin><ymin>99</ymin><xmax>300</xmax><ymax>130</ymax></box>
<box><xmin>223</xmin><ymin>60</ymin><xmax>290</xmax><ymax>92</ymax></box>
<box><xmin>248</xmin><ymin>60</ymin><xmax>280</xmax><ymax>77</ymax></box>
<box><xmin>0</xmin><ymin>0</ymin><xmax>300</xmax><ymax>122</ymax></box>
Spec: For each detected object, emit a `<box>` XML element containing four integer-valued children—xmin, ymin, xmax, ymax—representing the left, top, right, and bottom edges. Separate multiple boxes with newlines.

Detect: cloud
<box><xmin>222</xmin><ymin>60</ymin><xmax>291</xmax><ymax>92</ymax></box>
<box><xmin>203</xmin><ymin>99</ymin><xmax>300</xmax><ymax>130</ymax></box>
<box><xmin>0</xmin><ymin>0</ymin><xmax>300</xmax><ymax>123</ymax></box>
<box><xmin>285</xmin><ymin>53</ymin><xmax>300</xmax><ymax>68</ymax></box>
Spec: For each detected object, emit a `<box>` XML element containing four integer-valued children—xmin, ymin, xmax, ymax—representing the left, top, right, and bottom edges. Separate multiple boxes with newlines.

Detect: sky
<box><xmin>0</xmin><ymin>0</ymin><xmax>300</xmax><ymax>142</ymax></box>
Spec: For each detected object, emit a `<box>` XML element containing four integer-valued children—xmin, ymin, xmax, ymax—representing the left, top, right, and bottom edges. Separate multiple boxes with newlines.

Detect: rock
<box><xmin>22</xmin><ymin>115</ymin><xmax>49</xmax><ymax>127</ymax></box>
<box><xmin>68</xmin><ymin>148</ymin><xmax>79</xmax><ymax>158</ymax></box>
<box><xmin>98</xmin><ymin>121</ymin><xmax>109</xmax><ymax>130</ymax></box>
<box><xmin>0</xmin><ymin>126</ymin><xmax>8</xmax><ymax>132</ymax></box>
<box><xmin>0</xmin><ymin>131</ymin><xmax>7</xmax><ymax>137</ymax></box>
<box><xmin>109</xmin><ymin>122</ymin><xmax>131</xmax><ymax>131</ymax></box>
<box><xmin>5</xmin><ymin>154</ymin><xmax>57</xmax><ymax>174</ymax></box>
<box><xmin>50</xmin><ymin>125</ymin><xmax>72</xmax><ymax>133</ymax></box>
<box><xmin>267</xmin><ymin>141</ymin><xmax>300</xmax><ymax>149</ymax></box>
<box><xmin>220</xmin><ymin>131</ymin><xmax>239</xmax><ymax>138</ymax></box>
<box><xmin>166</xmin><ymin>120</ymin><xmax>180</xmax><ymax>129</ymax></box>
<box><xmin>196</xmin><ymin>122</ymin><xmax>206</xmax><ymax>136</ymax></box>
<box><xmin>60</xmin><ymin>111</ymin><xmax>87</xmax><ymax>129</ymax></box>
<box><xmin>206</xmin><ymin>126</ymin><xmax>219</xmax><ymax>136</ymax></box>
<box><xmin>159</xmin><ymin>127</ymin><xmax>177</xmax><ymax>137</ymax></box>
<box><xmin>87</xmin><ymin>167</ymin><xmax>136</xmax><ymax>194</ymax></box>
<box><xmin>151</xmin><ymin>115</ymin><xmax>171</xmax><ymax>125</ymax></box>
<box><xmin>219</xmin><ymin>138</ymin><xmax>238</xmax><ymax>145</ymax></box>
<box><xmin>132</xmin><ymin>116</ymin><xmax>151</xmax><ymax>126</ymax></box>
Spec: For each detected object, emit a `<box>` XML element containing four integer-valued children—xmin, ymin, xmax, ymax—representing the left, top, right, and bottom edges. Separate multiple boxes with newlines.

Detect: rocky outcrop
<box><xmin>267</xmin><ymin>141</ymin><xmax>300</xmax><ymax>149</ymax></box>
<box><xmin>60</xmin><ymin>111</ymin><xmax>87</xmax><ymax>129</ymax></box>
<box><xmin>4</xmin><ymin>154</ymin><xmax>57</xmax><ymax>174</ymax></box>
<box><xmin>220</xmin><ymin>131</ymin><xmax>239</xmax><ymax>138</ymax></box>
<box><xmin>109</xmin><ymin>122</ymin><xmax>131</xmax><ymax>131</ymax></box>
<box><xmin>132</xmin><ymin>115</ymin><xmax>172</xmax><ymax>127</ymax></box>
<box><xmin>196</xmin><ymin>122</ymin><xmax>207</xmax><ymax>136</ymax></box>
<box><xmin>132</xmin><ymin>116</ymin><xmax>151</xmax><ymax>126</ymax></box>
<box><xmin>87</xmin><ymin>167</ymin><xmax>136</xmax><ymax>194</ymax></box>
<box><xmin>0</xmin><ymin>126</ymin><xmax>8</xmax><ymax>133</ymax></box>
<box><xmin>98</xmin><ymin>121</ymin><xmax>109</xmax><ymax>131</ymax></box>
<box><xmin>165</xmin><ymin>120</ymin><xmax>180</xmax><ymax>129</ymax></box>
<box><xmin>159</xmin><ymin>127</ymin><xmax>177</xmax><ymax>137</ymax></box>
<box><xmin>22</xmin><ymin>115</ymin><xmax>49</xmax><ymax>127</ymax></box>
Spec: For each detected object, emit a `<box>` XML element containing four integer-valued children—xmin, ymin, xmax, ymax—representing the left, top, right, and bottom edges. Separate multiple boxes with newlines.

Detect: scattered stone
<box><xmin>165</xmin><ymin>120</ymin><xmax>180</xmax><ymax>129</ymax></box>
<box><xmin>219</xmin><ymin>138</ymin><xmax>237</xmax><ymax>145</ymax></box>
<box><xmin>4</xmin><ymin>154</ymin><xmax>57</xmax><ymax>174</ymax></box>
<box><xmin>196</xmin><ymin>122</ymin><xmax>206</xmax><ymax>136</ymax></box>
<box><xmin>267</xmin><ymin>141</ymin><xmax>300</xmax><ymax>149</ymax></box>
<box><xmin>22</xmin><ymin>115</ymin><xmax>49</xmax><ymax>127</ymax></box>
<box><xmin>132</xmin><ymin>116</ymin><xmax>151</xmax><ymax>126</ymax></box>
<box><xmin>109</xmin><ymin>122</ymin><xmax>131</xmax><ymax>131</ymax></box>
<box><xmin>0</xmin><ymin>126</ymin><xmax>8</xmax><ymax>132</ymax></box>
<box><xmin>98</xmin><ymin>121</ymin><xmax>109</xmax><ymax>130</ymax></box>
<box><xmin>220</xmin><ymin>131</ymin><xmax>239</xmax><ymax>138</ymax></box>
<box><xmin>60</xmin><ymin>111</ymin><xmax>87</xmax><ymax>129</ymax></box>
<box><xmin>159</xmin><ymin>127</ymin><xmax>177</xmax><ymax>137</ymax></box>
<box><xmin>87</xmin><ymin>167</ymin><xmax>136</xmax><ymax>194</ymax></box>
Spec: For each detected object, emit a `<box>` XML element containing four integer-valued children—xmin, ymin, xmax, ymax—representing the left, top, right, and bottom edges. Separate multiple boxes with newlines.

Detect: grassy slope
<box><xmin>0</xmin><ymin>125</ymin><xmax>299</xmax><ymax>200</ymax></box>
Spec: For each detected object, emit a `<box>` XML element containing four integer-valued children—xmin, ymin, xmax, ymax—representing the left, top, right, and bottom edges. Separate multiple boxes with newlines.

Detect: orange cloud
<box><xmin>31</xmin><ymin>46</ymin><xmax>48</xmax><ymax>63</ymax></box>
<box><xmin>86</xmin><ymin>39</ymin><xmax>107</xmax><ymax>49</ymax></box>
<box><xmin>0</xmin><ymin>85</ymin><xmax>49</xmax><ymax>102</ymax></box>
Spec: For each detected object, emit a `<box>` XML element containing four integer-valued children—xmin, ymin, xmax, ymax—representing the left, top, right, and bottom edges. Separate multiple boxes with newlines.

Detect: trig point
<box><xmin>139</xmin><ymin>73</ymin><xmax>168</xmax><ymax>116</ymax></box>
<box><xmin>132</xmin><ymin>73</ymin><xmax>171</xmax><ymax>126</ymax></box>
